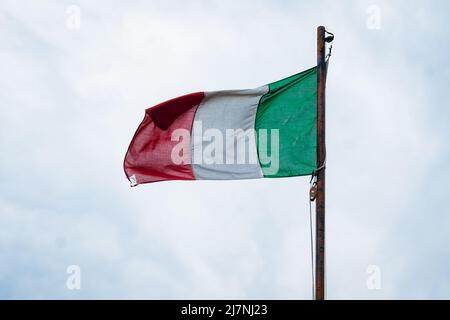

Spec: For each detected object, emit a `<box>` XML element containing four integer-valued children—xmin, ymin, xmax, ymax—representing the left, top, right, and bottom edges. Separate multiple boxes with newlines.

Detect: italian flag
<box><xmin>124</xmin><ymin>67</ymin><xmax>317</xmax><ymax>186</ymax></box>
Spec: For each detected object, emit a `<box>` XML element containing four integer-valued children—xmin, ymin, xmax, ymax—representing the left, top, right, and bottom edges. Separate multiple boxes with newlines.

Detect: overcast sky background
<box><xmin>1</xmin><ymin>0</ymin><xmax>450</xmax><ymax>299</ymax></box>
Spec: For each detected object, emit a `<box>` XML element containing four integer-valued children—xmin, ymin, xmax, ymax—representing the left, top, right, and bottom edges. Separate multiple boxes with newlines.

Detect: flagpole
<box><xmin>315</xmin><ymin>26</ymin><xmax>327</xmax><ymax>300</ymax></box>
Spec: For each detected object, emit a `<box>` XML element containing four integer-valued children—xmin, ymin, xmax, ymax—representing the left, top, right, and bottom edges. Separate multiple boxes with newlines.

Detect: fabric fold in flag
<box><xmin>124</xmin><ymin>66</ymin><xmax>317</xmax><ymax>186</ymax></box>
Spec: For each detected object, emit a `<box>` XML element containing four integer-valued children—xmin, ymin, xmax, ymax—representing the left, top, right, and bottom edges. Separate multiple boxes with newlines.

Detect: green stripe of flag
<box><xmin>255</xmin><ymin>66</ymin><xmax>317</xmax><ymax>177</ymax></box>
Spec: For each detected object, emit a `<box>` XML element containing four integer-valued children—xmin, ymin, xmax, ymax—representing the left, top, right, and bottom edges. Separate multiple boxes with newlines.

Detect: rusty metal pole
<box><xmin>315</xmin><ymin>26</ymin><xmax>327</xmax><ymax>300</ymax></box>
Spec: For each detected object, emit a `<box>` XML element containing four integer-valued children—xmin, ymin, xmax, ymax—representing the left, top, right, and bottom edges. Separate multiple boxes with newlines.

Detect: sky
<box><xmin>1</xmin><ymin>0</ymin><xmax>450</xmax><ymax>299</ymax></box>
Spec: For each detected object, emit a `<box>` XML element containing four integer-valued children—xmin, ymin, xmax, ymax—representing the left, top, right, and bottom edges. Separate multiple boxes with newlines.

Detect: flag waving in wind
<box><xmin>124</xmin><ymin>66</ymin><xmax>317</xmax><ymax>186</ymax></box>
